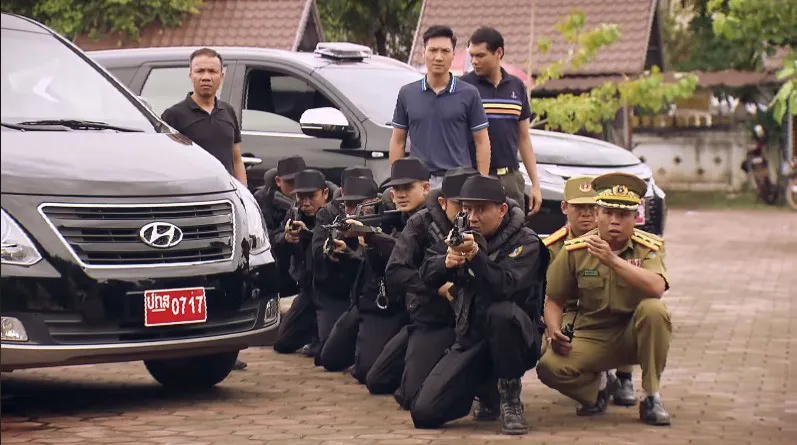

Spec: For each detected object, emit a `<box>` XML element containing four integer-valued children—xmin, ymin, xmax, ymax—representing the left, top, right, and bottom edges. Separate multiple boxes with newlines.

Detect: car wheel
<box><xmin>144</xmin><ymin>351</ymin><xmax>239</xmax><ymax>389</ymax></box>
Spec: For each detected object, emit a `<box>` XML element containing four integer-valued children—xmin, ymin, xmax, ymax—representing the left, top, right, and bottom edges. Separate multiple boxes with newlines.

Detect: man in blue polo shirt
<box><xmin>460</xmin><ymin>27</ymin><xmax>543</xmax><ymax>216</ymax></box>
<box><xmin>389</xmin><ymin>25</ymin><xmax>491</xmax><ymax>188</ymax></box>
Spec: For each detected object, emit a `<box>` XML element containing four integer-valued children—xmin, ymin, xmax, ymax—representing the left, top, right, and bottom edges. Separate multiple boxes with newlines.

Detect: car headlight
<box><xmin>233</xmin><ymin>181</ymin><xmax>271</xmax><ymax>256</ymax></box>
<box><xmin>1</xmin><ymin>209</ymin><xmax>42</xmax><ymax>266</ymax></box>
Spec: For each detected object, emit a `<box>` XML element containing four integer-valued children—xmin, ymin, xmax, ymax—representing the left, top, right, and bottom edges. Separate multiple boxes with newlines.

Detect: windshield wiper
<box><xmin>1</xmin><ymin>121</ymin><xmax>68</xmax><ymax>131</ymax></box>
<box><xmin>14</xmin><ymin>119</ymin><xmax>144</xmax><ymax>132</ymax></box>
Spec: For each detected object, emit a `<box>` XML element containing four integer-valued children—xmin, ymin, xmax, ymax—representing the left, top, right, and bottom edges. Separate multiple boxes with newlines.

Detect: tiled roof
<box><xmin>409</xmin><ymin>0</ymin><xmax>659</xmax><ymax>77</ymax></box>
<box><xmin>534</xmin><ymin>70</ymin><xmax>779</xmax><ymax>93</ymax></box>
<box><xmin>76</xmin><ymin>0</ymin><xmax>323</xmax><ymax>51</ymax></box>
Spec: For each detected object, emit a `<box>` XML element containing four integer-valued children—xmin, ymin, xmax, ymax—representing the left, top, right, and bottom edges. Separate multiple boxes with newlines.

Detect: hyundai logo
<box><xmin>139</xmin><ymin>222</ymin><xmax>183</xmax><ymax>248</ymax></box>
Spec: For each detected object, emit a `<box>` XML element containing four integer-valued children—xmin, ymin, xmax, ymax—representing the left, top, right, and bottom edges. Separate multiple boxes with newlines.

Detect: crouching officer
<box><xmin>368</xmin><ymin>167</ymin><xmax>479</xmax><ymax>404</ymax></box>
<box><xmin>312</xmin><ymin>173</ymin><xmax>381</xmax><ymax>366</ymax></box>
<box><xmin>411</xmin><ymin>175</ymin><xmax>546</xmax><ymax>435</ymax></box>
<box><xmin>272</xmin><ymin>169</ymin><xmax>331</xmax><ymax>354</ymax></box>
<box><xmin>343</xmin><ymin>157</ymin><xmax>429</xmax><ymax>384</ymax></box>
<box><xmin>537</xmin><ymin>172</ymin><xmax>672</xmax><ymax>426</ymax></box>
<box><xmin>542</xmin><ymin>176</ymin><xmax>637</xmax><ymax>406</ymax></box>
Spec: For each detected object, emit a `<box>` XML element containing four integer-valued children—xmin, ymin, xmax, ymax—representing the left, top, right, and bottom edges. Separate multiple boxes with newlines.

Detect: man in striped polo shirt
<box><xmin>460</xmin><ymin>27</ymin><xmax>543</xmax><ymax>216</ymax></box>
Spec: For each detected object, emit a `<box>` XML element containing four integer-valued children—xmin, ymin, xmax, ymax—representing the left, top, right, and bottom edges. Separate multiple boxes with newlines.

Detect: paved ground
<box><xmin>2</xmin><ymin>209</ymin><xmax>796</xmax><ymax>445</ymax></box>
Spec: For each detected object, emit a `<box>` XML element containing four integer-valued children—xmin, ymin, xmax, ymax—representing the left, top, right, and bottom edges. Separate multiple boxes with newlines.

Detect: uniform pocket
<box><xmin>576</xmin><ymin>276</ymin><xmax>604</xmax><ymax>313</ymax></box>
<box><xmin>612</xmin><ymin>277</ymin><xmax>637</xmax><ymax>314</ymax></box>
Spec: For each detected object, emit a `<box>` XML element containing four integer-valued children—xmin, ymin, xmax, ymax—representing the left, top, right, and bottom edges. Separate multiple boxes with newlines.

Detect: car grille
<box><xmin>43</xmin><ymin>298</ymin><xmax>261</xmax><ymax>345</ymax></box>
<box><xmin>39</xmin><ymin>201</ymin><xmax>235</xmax><ymax>267</ymax></box>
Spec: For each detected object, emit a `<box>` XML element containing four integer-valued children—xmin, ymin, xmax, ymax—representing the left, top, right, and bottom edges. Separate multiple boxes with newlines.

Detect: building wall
<box><xmin>632</xmin><ymin>129</ymin><xmax>778</xmax><ymax>191</ymax></box>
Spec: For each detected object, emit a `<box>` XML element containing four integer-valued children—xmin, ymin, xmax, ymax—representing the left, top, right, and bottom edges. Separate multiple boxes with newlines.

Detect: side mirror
<box><xmin>300</xmin><ymin>107</ymin><xmax>352</xmax><ymax>140</ymax></box>
<box><xmin>241</xmin><ymin>154</ymin><xmax>263</xmax><ymax>170</ymax></box>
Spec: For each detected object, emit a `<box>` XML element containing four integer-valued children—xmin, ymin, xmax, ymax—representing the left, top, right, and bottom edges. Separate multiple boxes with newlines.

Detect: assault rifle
<box><xmin>448</xmin><ymin>211</ymin><xmax>469</xmax><ymax>247</ymax></box>
<box><xmin>320</xmin><ymin>201</ymin><xmax>401</xmax><ymax>258</ymax></box>
<box><xmin>285</xmin><ymin>203</ymin><xmax>313</xmax><ymax>242</ymax></box>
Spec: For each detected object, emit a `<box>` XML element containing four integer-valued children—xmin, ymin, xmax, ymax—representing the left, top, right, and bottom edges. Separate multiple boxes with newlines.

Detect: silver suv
<box><xmin>90</xmin><ymin>43</ymin><xmax>666</xmax><ymax>236</ymax></box>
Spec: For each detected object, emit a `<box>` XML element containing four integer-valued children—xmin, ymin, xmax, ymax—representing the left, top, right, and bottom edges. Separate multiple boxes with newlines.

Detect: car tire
<box><xmin>144</xmin><ymin>351</ymin><xmax>239</xmax><ymax>389</ymax></box>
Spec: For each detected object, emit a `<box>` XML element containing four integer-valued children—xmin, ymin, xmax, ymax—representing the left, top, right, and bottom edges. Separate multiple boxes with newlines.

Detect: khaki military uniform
<box><xmin>537</xmin><ymin>227</ymin><xmax>671</xmax><ymax>406</ymax></box>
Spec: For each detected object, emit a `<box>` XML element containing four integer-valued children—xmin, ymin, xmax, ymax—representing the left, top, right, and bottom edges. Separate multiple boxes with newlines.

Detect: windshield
<box><xmin>1</xmin><ymin>28</ymin><xmax>154</xmax><ymax>131</ymax></box>
<box><xmin>319</xmin><ymin>66</ymin><xmax>423</xmax><ymax>126</ymax></box>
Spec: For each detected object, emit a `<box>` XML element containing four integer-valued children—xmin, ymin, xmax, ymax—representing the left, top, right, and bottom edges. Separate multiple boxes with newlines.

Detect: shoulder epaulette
<box><xmin>634</xmin><ymin>228</ymin><xmax>663</xmax><ymax>242</ymax></box>
<box><xmin>543</xmin><ymin>226</ymin><xmax>568</xmax><ymax>247</ymax></box>
<box><xmin>564</xmin><ymin>238</ymin><xmax>588</xmax><ymax>251</ymax></box>
<box><xmin>632</xmin><ymin>229</ymin><xmax>664</xmax><ymax>251</ymax></box>
<box><xmin>563</xmin><ymin>228</ymin><xmax>597</xmax><ymax>252</ymax></box>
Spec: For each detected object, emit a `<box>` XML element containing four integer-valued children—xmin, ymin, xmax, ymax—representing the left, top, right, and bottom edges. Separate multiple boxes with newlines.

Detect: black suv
<box><xmin>90</xmin><ymin>43</ymin><xmax>666</xmax><ymax>236</ymax></box>
<box><xmin>0</xmin><ymin>14</ymin><xmax>280</xmax><ymax>388</ymax></box>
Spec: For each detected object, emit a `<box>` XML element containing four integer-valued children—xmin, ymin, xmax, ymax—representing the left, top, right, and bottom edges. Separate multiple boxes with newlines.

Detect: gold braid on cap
<box><xmin>595</xmin><ymin>184</ymin><xmax>641</xmax><ymax>209</ymax></box>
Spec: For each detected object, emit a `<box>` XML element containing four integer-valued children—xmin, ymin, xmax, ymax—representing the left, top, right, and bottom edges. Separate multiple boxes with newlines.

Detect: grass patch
<box><xmin>664</xmin><ymin>189</ymin><xmax>792</xmax><ymax>211</ymax></box>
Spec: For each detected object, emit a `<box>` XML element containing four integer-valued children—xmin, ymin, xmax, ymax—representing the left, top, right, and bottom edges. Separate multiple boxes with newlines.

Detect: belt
<box><xmin>430</xmin><ymin>170</ymin><xmax>447</xmax><ymax>177</ymax></box>
<box><xmin>491</xmin><ymin>167</ymin><xmax>517</xmax><ymax>176</ymax></box>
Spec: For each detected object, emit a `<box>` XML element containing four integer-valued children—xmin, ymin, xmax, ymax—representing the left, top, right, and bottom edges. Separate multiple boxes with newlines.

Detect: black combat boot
<box><xmin>300</xmin><ymin>340</ymin><xmax>320</xmax><ymax>357</ymax></box>
<box><xmin>639</xmin><ymin>395</ymin><xmax>671</xmax><ymax>425</ymax></box>
<box><xmin>472</xmin><ymin>396</ymin><xmax>500</xmax><ymax>421</ymax></box>
<box><xmin>497</xmin><ymin>378</ymin><xmax>528</xmax><ymax>435</ymax></box>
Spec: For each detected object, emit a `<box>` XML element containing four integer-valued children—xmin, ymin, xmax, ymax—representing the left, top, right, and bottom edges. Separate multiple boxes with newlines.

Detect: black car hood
<box><xmin>0</xmin><ymin>132</ymin><xmax>236</xmax><ymax>196</ymax></box>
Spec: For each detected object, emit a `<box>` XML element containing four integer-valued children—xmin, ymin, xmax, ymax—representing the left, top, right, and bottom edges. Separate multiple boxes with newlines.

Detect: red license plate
<box><xmin>635</xmin><ymin>198</ymin><xmax>646</xmax><ymax>226</ymax></box>
<box><xmin>144</xmin><ymin>287</ymin><xmax>207</xmax><ymax>327</ymax></box>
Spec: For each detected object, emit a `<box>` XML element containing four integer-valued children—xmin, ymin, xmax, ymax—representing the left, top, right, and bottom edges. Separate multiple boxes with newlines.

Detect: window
<box><xmin>319</xmin><ymin>67</ymin><xmax>423</xmax><ymax>126</ymax></box>
<box><xmin>0</xmin><ymin>29</ymin><xmax>153</xmax><ymax>131</ymax></box>
<box><xmin>242</xmin><ymin>69</ymin><xmax>337</xmax><ymax>133</ymax></box>
<box><xmin>140</xmin><ymin>67</ymin><xmax>193</xmax><ymax>116</ymax></box>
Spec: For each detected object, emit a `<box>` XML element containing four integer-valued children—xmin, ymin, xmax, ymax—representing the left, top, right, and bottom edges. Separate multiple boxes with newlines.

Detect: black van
<box><xmin>0</xmin><ymin>13</ymin><xmax>280</xmax><ymax>389</ymax></box>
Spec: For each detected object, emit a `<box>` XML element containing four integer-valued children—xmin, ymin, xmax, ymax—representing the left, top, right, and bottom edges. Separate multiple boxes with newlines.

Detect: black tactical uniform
<box><xmin>318</xmin><ymin>158</ymin><xmax>428</xmax><ymax>382</ymax></box>
<box><xmin>272</xmin><ymin>170</ymin><xmax>331</xmax><ymax>354</ymax></box>
<box><xmin>411</xmin><ymin>175</ymin><xmax>547</xmax><ymax>435</ymax></box>
<box><xmin>311</xmin><ymin>175</ymin><xmax>379</xmax><ymax>366</ymax></box>
<box><xmin>366</xmin><ymin>168</ymin><xmax>478</xmax><ymax>407</ymax></box>
<box><xmin>253</xmin><ymin>156</ymin><xmax>306</xmax><ymax>298</ymax></box>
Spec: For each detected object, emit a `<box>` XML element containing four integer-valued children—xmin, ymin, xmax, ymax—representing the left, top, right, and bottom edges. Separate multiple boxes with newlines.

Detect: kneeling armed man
<box><xmin>536</xmin><ymin>172</ymin><xmax>672</xmax><ymax>426</ymax></box>
<box><xmin>411</xmin><ymin>175</ymin><xmax>546</xmax><ymax>435</ymax></box>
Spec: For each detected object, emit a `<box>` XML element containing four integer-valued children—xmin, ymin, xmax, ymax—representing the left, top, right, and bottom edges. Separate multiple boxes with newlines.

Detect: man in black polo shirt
<box><xmin>161</xmin><ymin>47</ymin><xmax>247</xmax><ymax>185</ymax></box>
<box><xmin>389</xmin><ymin>25</ymin><xmax>492</xmax><ymax>187</ymax></box>
<box><xmin>460</xmin><ymin>27</ymin><xmax>543</xmax><ymax>216</ymax></box>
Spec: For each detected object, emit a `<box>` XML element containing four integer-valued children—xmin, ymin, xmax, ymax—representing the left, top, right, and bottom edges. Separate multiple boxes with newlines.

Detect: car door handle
<box><xmin>241</xmin><ymin>154</ymin><xmax>262</xmax><ymax>167</ymax></box>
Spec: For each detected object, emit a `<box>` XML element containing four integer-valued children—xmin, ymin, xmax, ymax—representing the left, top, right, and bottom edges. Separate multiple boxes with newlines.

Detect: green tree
<box><xmin>708</xmin><ymin>0</ymin><xmax>797</xmax><ymax>122</ymax></box>
<box><xmin>0</xmin><ymin>0</ymin><xmax>202</xmax><ymax>41</ymax></box>
<box><xmin>317</xmin><ymin>0</ymin><xmax>421</xmax><ymax>61</ymax></box>
<box><xmin>530</xmin><ymin>11</ymin><xmax>700</xmax><ymax>135</ymax></box>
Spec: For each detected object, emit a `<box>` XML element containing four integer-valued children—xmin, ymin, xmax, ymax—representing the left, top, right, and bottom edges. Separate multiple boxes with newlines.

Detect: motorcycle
<box><xmin>740</xmin><ymin>125</ymin><xmax>779</xmax><ymax>205</ymax></box>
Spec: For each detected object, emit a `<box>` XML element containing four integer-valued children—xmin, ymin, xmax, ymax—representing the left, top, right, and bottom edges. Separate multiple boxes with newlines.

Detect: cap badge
<box><xmin>579</xmin><ymin>182</ymin><xmax>592</xmax><ymax>192</ymax></box>
<box><xmin>612</xmin><ymin>185</ymin><xmax>628</xmax><ymax>196</ymax></box>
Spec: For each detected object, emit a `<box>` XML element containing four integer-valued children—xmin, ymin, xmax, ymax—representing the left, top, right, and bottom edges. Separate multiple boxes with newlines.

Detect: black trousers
<box><xmin>272</xmin><ymin>289</ymin><xmax>317</xmax><ymax>354</ymax></box>
<box><xmin>410</xmin><ymin>301</ymin><xmax>539</xmax><ymax>428</ymax></box>
<box><xmin>318</xmin><ymin>306</ymin><xmax>360</xmax><ymax>371</ymax></box>
<box><xmin>351</xmin><ymin>310</ymin><xmax>408</xmax><ymax>384</ymax></box>
<box><xmin>394</xmin><ymin>323</ymin><xmax>456</xmax><ymax>409</ymax></box>
<box><xmin>365</xmin><ymin>325</ymin><xmax>409</xmax><ymax>395</ymax></box>
<box><xmin>313</xmin><ymin>297</ymin><xmax>351</xmax><ymax>366</ymax></box>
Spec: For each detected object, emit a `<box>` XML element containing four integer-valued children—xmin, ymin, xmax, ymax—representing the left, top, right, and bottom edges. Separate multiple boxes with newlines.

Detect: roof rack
<box><xmin>314</xmin><ymin>42</ymin><xmax>373</xmax><ymax>61</ymax></box>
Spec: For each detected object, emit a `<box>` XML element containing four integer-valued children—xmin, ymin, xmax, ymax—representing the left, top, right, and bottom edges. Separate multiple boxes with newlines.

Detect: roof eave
<box><xmin>407</xmin><ymin>0</ymin><xmax>427</xmax><ymax>64</ymax></box>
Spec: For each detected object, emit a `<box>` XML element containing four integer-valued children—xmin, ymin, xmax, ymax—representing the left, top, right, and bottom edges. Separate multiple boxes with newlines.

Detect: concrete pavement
<box><xmin>2</xmin><ymin>209</ymin><xmax>795</xmax><ymax>444</ymax></box>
